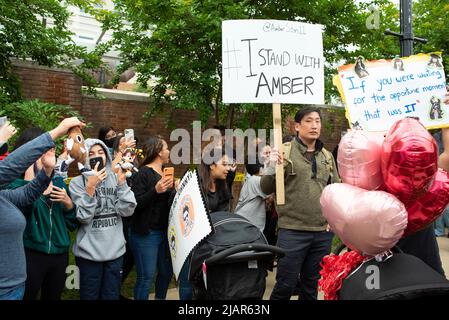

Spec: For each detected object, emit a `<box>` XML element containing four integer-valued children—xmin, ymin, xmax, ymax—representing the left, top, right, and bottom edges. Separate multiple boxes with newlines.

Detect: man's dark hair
<box><xmin>294</xmin><ymin>107</ymin><xmax>322</xmax><ymax>123</ymax></box>
<box><xmin>245</xmin><ymin>157</ymin><xmax>263</xmax><ymax>176</ymax></box>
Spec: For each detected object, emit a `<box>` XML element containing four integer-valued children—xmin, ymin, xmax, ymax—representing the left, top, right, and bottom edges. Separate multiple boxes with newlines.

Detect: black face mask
<box><xmin>104</xmin><ymin>137</ymin><xmax>116</xmax><ymax>148</ymax></box>
<box><xmin>0</xmin><ymin>142</ymin><xmax>7</xmax><ymax>155</ymax></box>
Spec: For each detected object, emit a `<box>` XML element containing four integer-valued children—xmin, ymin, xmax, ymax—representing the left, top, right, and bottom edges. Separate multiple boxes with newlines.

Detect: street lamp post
<box><xmin>384</xmin><ymin>0</ymin><xmax>427</xmax><ymax>57</ymax></box>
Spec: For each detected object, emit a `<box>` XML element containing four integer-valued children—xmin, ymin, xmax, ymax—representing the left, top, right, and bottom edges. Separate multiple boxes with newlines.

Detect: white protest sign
<box><xmin>168</xmin><ymin>169</ymin><xmax>212</xmax><ymax>279</ymax></box>
<box><xmin>222</xmin><ymin>19</ymin><xmax>325</xmax><ymax>104</ymax></box>
<box><xmin>334</xmin><ymin>53</ymin><xmax>449</xmax><ymax>132</ymax></box>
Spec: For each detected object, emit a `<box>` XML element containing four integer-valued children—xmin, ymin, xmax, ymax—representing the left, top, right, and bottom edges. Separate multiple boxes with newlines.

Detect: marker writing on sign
<box><xmin>255</xmin><ymin>73</ymin><xmax>314</xmax><ymax>97</ymax></box>
<box><xmin>346</xmin><ymin>76</ymin><xmax>366</xmax><ymax>94</ymax></box>
<box><xmin>258</xmin><ymin>49</ymin><xmax>291</xmax><ymax>66</ymax></box>
<box><xmin>241</xmin><ymin>38</ymin><xmax>258</xmax><ymax>78</ymax></box>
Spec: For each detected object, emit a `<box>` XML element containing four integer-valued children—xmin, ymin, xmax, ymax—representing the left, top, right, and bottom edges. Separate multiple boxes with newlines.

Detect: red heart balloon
<box><xmin>381</xmin><ymin>118</ymin><xmax>438</xmax><ymax>206</ymax></box>
<box><xmin>403</xmin><ymin>168</ymin><xmax>449</xmax><ymax>236</ymax></box>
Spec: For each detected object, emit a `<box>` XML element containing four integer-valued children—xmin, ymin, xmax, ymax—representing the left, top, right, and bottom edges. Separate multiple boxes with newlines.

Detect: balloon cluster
<box><xmin>321</xmin><ymin>118</ymin><xmax>449</xmax><ymax>256</ymax></box>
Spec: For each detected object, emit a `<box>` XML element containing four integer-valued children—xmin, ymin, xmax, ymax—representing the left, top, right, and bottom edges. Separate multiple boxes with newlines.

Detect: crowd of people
<box><xmin>1</xmin><ymin>102</ymin><xmax>448</xmax><ymax>301</ymax></box>
<box><xmin>0</xmin><ymin>119</ymin><xmax>239</xmax><ymax>300</ymax></box>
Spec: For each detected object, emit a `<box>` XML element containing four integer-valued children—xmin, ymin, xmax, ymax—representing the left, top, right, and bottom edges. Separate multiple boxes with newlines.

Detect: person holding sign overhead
<box><xmin>260</xmin><ymin>107</ymin><xmax>340</xmax><ymax>300</ymax></box>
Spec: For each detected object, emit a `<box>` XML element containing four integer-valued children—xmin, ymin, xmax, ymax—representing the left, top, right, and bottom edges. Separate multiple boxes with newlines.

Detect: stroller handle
<box><xmin>205</xmin><ymin>244</ymin><xmax>285</xmax><ymax>266</ymax></box>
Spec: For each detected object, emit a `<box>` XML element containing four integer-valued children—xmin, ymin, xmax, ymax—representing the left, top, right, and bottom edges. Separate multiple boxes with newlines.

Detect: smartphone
<box><xmin>0</xmin><ymin>116</ymin><xmax>7</xmax><ymax>127</ymax></box>
<box><xmin>124</xmin><ymin>129</ymin><xmax>134</xmax><ymax>142</ymax></box>
<box><xmin>52</xmin><ymin>176</ymin><xmax>64</xmax><ymax>189</ymax></box>
<box><xmin>163</xmin><ymin>167</ymin><xmax>174</xmax><ymax>184</ymax></box>
<box><xmin>89</xmin><ymin>156</ymin><xmax>105</xmax><ymax>171</ymax></box>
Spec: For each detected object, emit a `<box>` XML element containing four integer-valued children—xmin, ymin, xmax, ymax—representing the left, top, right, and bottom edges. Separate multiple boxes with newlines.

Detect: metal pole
<box><xmin>384</xmin><ymin>0</ymin><xmax>427</xmax><ymax>56</ymax></box>
<box><xmin>400</xmin><ymin>0</ymin><xmax>413</xmax><ymax>57</ymax></box>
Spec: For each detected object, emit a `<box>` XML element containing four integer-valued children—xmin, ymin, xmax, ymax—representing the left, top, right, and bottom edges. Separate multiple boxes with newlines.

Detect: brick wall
<box><xmin>12</xmin><ymin>60</ymin><xmax>348</xmax><ymax>207</ymax></box>
<box><xmin>13</xmin><ymin>60</ymin><xmax>82</xmax><ymax>109</ymax></box>
<box><xmin>80</xmin><ymin>91</ymin><xmax>201</xmax><ymax>176</ymax></box>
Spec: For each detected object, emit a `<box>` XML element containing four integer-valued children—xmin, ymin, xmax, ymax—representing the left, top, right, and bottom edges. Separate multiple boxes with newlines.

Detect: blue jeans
<box><xmin>270</xmin><ymin>229</ymin><xmax>333</xmax><ymax>300</ymax></box>
<box><xmin>129</xmin><ymin>229</ymin><xmax>173</xmax><ymax>300</ymax></box>
<box><xmin>0</xmin><ymin>283</ymin><xmax>25</xmax><ymax>300</ymax></box>
<box><xmin>435</xmin><ymin>207</ymin><xmax>449</xmax><ymax>236</ymax></box>
<box><xmin>76</xmin><ymin>256</ymin><xmax>124</xmax><ymax>300</ymax></box>
<box><xmin>178</xmin><ymin>256</ymin><xmax>193</xmax><ymax>300</ymax></box>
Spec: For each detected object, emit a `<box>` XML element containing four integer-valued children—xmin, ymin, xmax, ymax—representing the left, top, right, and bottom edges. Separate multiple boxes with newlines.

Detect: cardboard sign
<box><xmin>168</xmin><ymin>169</ymin><xmax>212</xmax><ymax>279</ymax></box>
<box><xmin>222</xmin><ymin>19</ymin><xmax>325</xmax><ymax>104</ymax></box>
<box><xmin>334</xmin><ymin>53</ymin><xmax>448</xmax><ymax>132</ymax></box>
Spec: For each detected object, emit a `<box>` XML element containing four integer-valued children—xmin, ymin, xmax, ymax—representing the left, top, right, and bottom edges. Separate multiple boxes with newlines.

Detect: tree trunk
<box><xmin>215</xmin><ymin>102</ymin><xmax>219</xmax><ymax>125</ymax></box>
<box><xmin>249</xmin><ymin>110</ymin><xmax>257</xmax><ymax>128</ymax></box>
<box><xmin>226</xmin><ymin>104</ymin><xmax>235</xmax><ymax>128</ymax></box>
<box><xmin>216</xmin><ymin>76</ymin><xmax>222</xmax><ymax>125</ymax></box>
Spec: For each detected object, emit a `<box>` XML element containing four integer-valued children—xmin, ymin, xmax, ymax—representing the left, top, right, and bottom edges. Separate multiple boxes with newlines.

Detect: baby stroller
<box><xmin>189</xmin><ymin>211</ymin><xmax>285</xmax><ymax>300</ymax></box>
<box><xmin>334</xmin><ymin>244</ymin><xmax>449</xmax><ymax>300</ymax></box>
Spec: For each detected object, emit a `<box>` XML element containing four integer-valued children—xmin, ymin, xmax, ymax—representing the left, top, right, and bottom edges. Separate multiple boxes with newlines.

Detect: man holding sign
<box><xmin>261</xmin><ymin>107</ymin><xmax>340</xmax><ymax>300</ymax></box>
<box><xmin>222</xmin><ymin>19</ymin><xmax>338</xmax><ymax>300</ymax></box>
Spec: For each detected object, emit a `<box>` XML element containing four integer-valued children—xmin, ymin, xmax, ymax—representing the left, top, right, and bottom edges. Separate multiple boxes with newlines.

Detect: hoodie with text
<box><xmin>69</xmin><ymin>139</ymin><xmax>137</xmax><ymax>261</ymax></box>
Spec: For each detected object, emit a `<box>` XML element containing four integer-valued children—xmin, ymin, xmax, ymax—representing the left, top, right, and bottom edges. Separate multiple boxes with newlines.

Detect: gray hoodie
<box><xmin>69</xmin><ymin>139</ymin><xmax>137</xmax><ymax>261</ymax></box>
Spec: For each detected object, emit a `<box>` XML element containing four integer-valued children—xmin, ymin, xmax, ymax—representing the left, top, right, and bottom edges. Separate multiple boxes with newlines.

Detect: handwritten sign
<box><xmin>334</xmin><ymin>53</ymin><xmax>449</xmax><ymax>132</ymax></box>
<box><xmin>168</xmin><ymin>170</ymin><xmax>212</xmax><ymax>279</ymax></box>
<box><xmin>222</xmin><ymin>19</ymin><xmax>325</xmax><ymax>104</ymax></box>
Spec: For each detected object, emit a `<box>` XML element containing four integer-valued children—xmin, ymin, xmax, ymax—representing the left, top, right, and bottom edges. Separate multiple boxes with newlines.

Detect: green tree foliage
<box><xmin>0</xmin><ymin>99</ymin><xmax>88</xmax><ymax>151</ymax></box>
<box><xmin>0</xmin><ymin>0</ymin><xmax>110</xmax><ymax>104</ymax></box>
<box><xmin>107</xmin><ymin>0</ymin><xmax>402</xmax><ymax>129</ymax></box>
<box><xmin>414</xmin><ymin>0</ymin><xmax>449</xmax><ymax>82</ymax></box>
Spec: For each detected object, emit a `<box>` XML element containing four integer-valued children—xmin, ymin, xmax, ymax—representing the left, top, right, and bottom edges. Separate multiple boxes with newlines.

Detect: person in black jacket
<box><xmin>129</xmin><ymin>135</ymin><xmax>174</xmax><ymax>300</ymax></box>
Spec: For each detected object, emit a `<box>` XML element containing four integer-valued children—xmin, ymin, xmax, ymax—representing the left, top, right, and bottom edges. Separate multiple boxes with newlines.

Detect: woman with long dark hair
<box><xmin>198</xmin><ymin>147</ymin><xmax>232</xmax><ymax>212</ymax></box>
<box><xmin>129</xmin><ymin>135</ymin><xmax>174</xmax><ymax>300</ymax></box>
<box><xmin>176</xmin><ymin>147</ymin><xmax>232</xmax><ymax>300</ymax></box>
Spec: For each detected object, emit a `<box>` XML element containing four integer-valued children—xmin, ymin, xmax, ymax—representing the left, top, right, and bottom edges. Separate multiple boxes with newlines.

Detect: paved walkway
<box><xmin>151</xmin><ymin>236</ymin><xmax>449</xmax><ymax>300</ymax></box>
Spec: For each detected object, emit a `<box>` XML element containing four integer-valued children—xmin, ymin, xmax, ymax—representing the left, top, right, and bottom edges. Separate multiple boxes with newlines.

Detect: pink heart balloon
<box><xmin>321</xmin><ymin>183</ymin><xmax>408</xmax><ymax>256</ymax></box>
<box><xmin>403</xmin><ymin>168</ymin><xmax>449</xmax><ymax>236</ymax></box>
<box><xmin>381</xmin><ymin>118</ymin><xmax>438</xmax><ymax>206</ymax></box>
<box><xmin>337</xmin><ymin>130</ymin><xmax>384</xmax><ymax>190</ymax></box>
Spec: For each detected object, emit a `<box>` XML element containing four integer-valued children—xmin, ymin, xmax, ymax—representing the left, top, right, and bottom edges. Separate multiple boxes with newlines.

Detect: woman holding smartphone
<box><xmin>129</xmin><ymin>135</ymin><xmax>174</xmax><ymax>300</ymax></box>
<box><xmin>69</xmin><ymin>138</ymin><xmax>137</xmax><ymax>300</ymax></box>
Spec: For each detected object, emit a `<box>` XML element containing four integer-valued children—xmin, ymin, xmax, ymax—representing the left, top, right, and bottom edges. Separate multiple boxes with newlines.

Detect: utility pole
<box><xmin>384</xmin><ymin>0</ymin><xmax>427</xmax><ymax>57</ymax></box>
